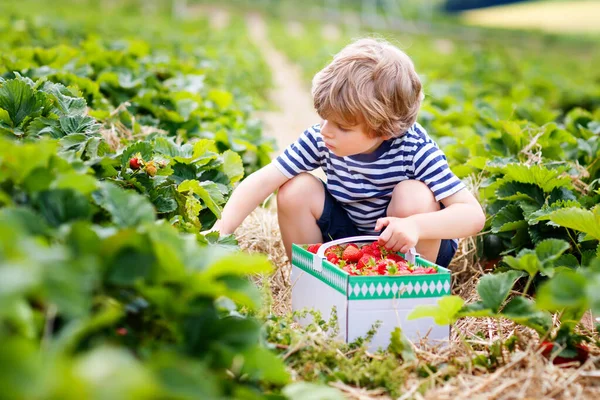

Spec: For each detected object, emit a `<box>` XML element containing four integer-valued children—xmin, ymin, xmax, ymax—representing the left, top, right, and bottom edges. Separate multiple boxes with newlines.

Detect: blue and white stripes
<box><xmin>273</xmin><ymin>122</ymin><xmax>465</xmax><ymax>234</ymax></box>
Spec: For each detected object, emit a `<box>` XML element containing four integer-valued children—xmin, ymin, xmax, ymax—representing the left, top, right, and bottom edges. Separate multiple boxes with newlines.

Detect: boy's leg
<box><xmin>387</xmin><ymin>180</ymin><xmax>442</xmax><ymax>263</ymax></box>
<box><xmin>277</xmin><ymin>173</ymin><xmax>325</xmax><ymax>260</ymax></box>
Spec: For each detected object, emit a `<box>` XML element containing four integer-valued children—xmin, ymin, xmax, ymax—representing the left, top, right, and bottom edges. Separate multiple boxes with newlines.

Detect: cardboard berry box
<box><xmin>291</xmin><ymin>236</ymin><xmax>451</xmax><ymax>351</ymax></box>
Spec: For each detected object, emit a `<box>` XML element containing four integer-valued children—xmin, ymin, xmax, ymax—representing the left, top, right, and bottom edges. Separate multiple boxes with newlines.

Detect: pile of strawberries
<box><xmin>306</xmin><ymin>241</ymin><xmax>437</xmax><ymax>276</ymax></box>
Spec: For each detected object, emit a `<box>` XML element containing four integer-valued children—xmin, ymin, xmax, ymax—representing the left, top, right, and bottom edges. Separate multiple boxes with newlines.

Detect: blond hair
<box><xmin>312</xmin><ymin>37</ymin><xmax>423</xmax><ymax>138</ymax></box>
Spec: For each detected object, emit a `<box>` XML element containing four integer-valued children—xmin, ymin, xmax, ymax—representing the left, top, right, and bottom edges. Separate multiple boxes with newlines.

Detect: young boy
<box><xmin>213</xmin><ymin>38</ymin><xmax>485</xmax><ymax>268</ymax></box>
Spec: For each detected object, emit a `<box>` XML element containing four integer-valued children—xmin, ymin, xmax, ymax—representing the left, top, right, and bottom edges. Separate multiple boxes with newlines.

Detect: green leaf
<box><xmin>41</xmin><ymin>81</ymin><xmax>87</xmax><ymax>116</ymax></box>
<box><xmin>204</xmin><ymin>253</ymin><xmax>272</xmax><ymax>278</ymax></box>
<box><xmin>477</xmin><ymin>270</ymin><xmax>524</xmax><ymax>313</ymax></box>
<box><xmin>536</xmin><ymin>270</ymin><xmax>588</xmax><ymax>312</ymax></box>
<box><xmin>51</xmin><ymin>172</ymin><xmax>98</xmax><ymax>195</ymax></box>
<box><xmin>283</xmin><ymin>382</ymin><xmax>345</xmax><ymax>400</ymax></box>
<box><xmin>153</xmin><ymin>137</ymin><xmax>193</xmax><ymax>158</ymax></box>
<box><xmin>92</xmin><ymin>182</ymin><xmax>156</xmax><ymax>228</ymax></box>
<box><xmin>0</xmin><ymin>79</ymin><xmax>43</xmax><ymax>127</ymax></box>
<box><xmin>59</xmin><ymin>115</ymin><xmax>100</xmax><ymax>135</ymax></box>
<box><xmin>491</xmin><ymin>204</ymin><xmax>526</xmax><ymax>233</ymax></box>
<box><xmin>549</xmin><ymin>206</ymin><xmax>600</xmax><ymax>241</ymax></box>
<box><xmin>239</xmin><ymin>346</ymin><xmax>290</xmax><ymax>385</ymax></box>
<box><xmin>222</xmin><ymin>150</ymin><xmax>244</xmax><ymax>184</ymax></box>
<box><xmin>496</xmin><ymin>182</ymin><xmax>545</xmax><ymax>204</ymax></box>
<box><xmin>503</xmin><ymin>250</ymin><xmax>541</xmax><ymax>277</ymax></box>
<box><xmin>535</xmin><ymin>239</ymin><xmax>571</xmax><ymax>263</ymax></box>
<box><xmin>178</xmin><ymin>180</ymin><xmax>223</xmax><ymax>219</ymax></box>
<box><xmin>36</xmin><ymin>189</ymin><xmax>92</xmax><ymax>227</ymax></box>
<box><xmin>388</xmin><ymin>327</ymin><xmax>416</xmax><ymax>362</ymax></box>
<box><xmin>500</xmin><ymin>297</ymin><xmax>552</xmax><ymax>335</ymax></box>
<box><xmin>407</xmin><ymin>295</ymin><xmax>465</xmax><ymax>325</ymax></box>
<box><xmin>501</xmin><ymin>164</ymin><xmax>572</xmax><ymax>193</ymax></box>
<box><xmin>208</xmin><ymin>89</ymin><xmax>233</xmax><ymax>109</ymax></box>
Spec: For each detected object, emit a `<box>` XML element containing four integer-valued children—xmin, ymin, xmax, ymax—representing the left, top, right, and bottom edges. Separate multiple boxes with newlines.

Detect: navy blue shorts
<box><xmin>316</xmin><ymin>182</ymin><xmax>458</xmax><ymax>268</ymax></box>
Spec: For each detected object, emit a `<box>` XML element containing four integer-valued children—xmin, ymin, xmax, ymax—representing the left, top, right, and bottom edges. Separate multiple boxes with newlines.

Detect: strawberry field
<box><xmin>1</xmin><ymin>0</ymin><xmax>600</xmax><ymax>399</ymax></box>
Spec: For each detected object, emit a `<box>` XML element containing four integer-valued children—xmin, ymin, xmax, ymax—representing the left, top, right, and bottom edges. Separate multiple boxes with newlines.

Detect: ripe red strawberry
<box><xmin>343</xmin><ymin>265</ymin><xmax>358</xmax><ymax>275</ymax></box>
<box><xmin>325</xmin><ymin>245</ymin><xmax>343</xmax><ymax>257</ymax></box>
<box><xmin>342</xmin><ymin>246</ymin><xmax>361</xmax><ymax>262</ymax></box>
<box><xmin>129</xmin><ymin>157</ymin><xmax>142</xmax><ymax>170</ymax></box>
<box><xmin>357</xmin><ymin>255</ymin><xmax>375</xmax><ymax>270</ymax></box>
<box><xmin>412</xmin><ymin>267</ymin><xmax>428</xmax><ymax>275</ymax></box>
<box><xmin>425</xmin><ymin>267</ymin><xmax>437</xmax><ymax>274</ymax></box>
<box><xmin>376</xmin><ymin>261</ymin><xmax>388</xmax><ymax>275</ymax></box>
<box><xmin>307</xmin><ymin>243</ymin><xmax>322</xmax><ymax>254</ymax></box>
<box><xmin>540</xmin><ymin>341</ymin><xmax>589</xmax><ymax>365</ymax></box>
<box><xmin>326</xmin><ymin>253</ymin><xmax>339</xmax><ymax>265</ymax></box>
<box><xmin>387</xmin><ymin>253</ymin><xmax>405</xmax><ymax>263</ymax></box>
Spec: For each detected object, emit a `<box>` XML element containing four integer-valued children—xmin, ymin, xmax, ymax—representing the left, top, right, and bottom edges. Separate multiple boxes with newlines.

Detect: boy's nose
<box><xmin>320</xmin><ymin>120</ymin><xmax>333</xmax><ymax>139</ymax></box>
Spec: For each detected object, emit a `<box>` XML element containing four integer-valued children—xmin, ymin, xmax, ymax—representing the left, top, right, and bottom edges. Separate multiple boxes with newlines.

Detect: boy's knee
<box><xmin>277</xmin><ymin>173</ymin><xmax>319</xmax><ymax>209</ymax></box>
<box><xmin>388</xmin><ymin>179</ymin><xmax>439</xmax><ymax>218</ymax></box>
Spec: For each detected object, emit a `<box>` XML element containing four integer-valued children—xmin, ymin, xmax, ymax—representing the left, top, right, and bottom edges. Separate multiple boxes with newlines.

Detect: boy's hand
<box><xmin>374</xmin><ymin>216</ymin><xmax>420</xmax><ymax>253</ymax></box>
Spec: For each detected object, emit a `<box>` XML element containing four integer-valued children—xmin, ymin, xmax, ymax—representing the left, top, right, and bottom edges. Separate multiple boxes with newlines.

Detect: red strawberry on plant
<box><xmin>540</xmin><ymin>341</ymin><xmax>589</xmax><ymax>365</ymax></box>
<box><xmin>129</xmin><ymin>156</ymin><xmax>142</xmax><ymax>170</ymax></box>
<box><xmin>342</xmin><ymin>246</ymin><xmax>361</xmax><ymax>262</ymax></box>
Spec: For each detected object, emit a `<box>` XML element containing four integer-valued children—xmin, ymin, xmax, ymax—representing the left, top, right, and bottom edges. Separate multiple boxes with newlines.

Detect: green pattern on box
<box><xmin>292</xmin><ymin>245</ymin><xmax>348</xmax><ymax>294</ymax></box>
<box><xmin>291</xmin><ymin>244</ymin><xmax>451</xmax><ymax>299</ymax></box>
<box><xmin>347</xmin><ymin>274</ymin><xmax>450</xmax><ymax>300</ymax></box>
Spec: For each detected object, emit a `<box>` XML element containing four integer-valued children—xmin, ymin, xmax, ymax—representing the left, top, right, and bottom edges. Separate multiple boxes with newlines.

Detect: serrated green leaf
<box><xmin>92</xmin><ymin>182</ymin><xmax>156</xmax><ymax>228</ymax></box>
<box><xmin>222</xmin><ymin>150</ymin><xmax>244</xmax><ymax>184</ymax></box>
<box><xmin>407</xmin><ymin>295</ymin><xmax>465</xmax><ymax>325</ymax></box>
<box><xmin>0</xmin><ymin>79</ymin><xmax>43</xmax><ymax>127</ymax></box>
<box><xmin>59</xmin><ymin>115</ymin><xmax>99</xmax><ymax>135</ymax></box>
<box><xmin>153</xmin><ymin>137</ymin><xmax>192</xmax><ymax>158</ymax></box>
<box><xmin>496</xmin><ymin>181</ymin><xmax>545</xmax><ymax>204</ymax></box>
<box><xmin>501</xmin><ymin>164</ymin><xmax>571</xmax><ymax>193</ymax></box>
<box><xmin>491</xmin><ymin>204</ymin><xmax>526</xmax><ymax>233</ymax></box>
<box><xmin>503</xmin><ymin>251</ymin><xmax>540</xmax><ymax>277</ymax></box>
<box><xmin>535</xmin><ymin>239</ymin><xmax>570</xmax><ymax>263</ymax></box>
<box><xmin>477</xmin><ymin>270</ymin><xmax>524</xmax><ymax>313</ymax></box>
<box><xmin>41</xmin><ymin>81</ymin><xmax>86</xmax><ymax>116</ymax></box>
<box><xmin>500</xmin><ymin>297</ymin><xmax>552</xmax><ymax>335</ymax></box>
<box><xmin>36</xmin><ymin>189</ymin><xmax>92</xmax><ymax>227</ymax></box>
<box><xmin>178</xmin><ymin>180</ymin><xmax>223</xmax><ymax>219</ymax></box>
<box><xmin>528</xmin><ymin>200</ymin><xmax>582</xmax><ymax>225</ymax></box>
<box><xmin>549</xmin><ymin>206</ymin><xmax>600</xmax><ymax>241</ymax></box>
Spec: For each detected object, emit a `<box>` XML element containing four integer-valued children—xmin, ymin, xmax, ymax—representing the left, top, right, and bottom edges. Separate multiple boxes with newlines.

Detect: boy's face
<box><xmin>320</xmin><ymin>118</ymin><xmax>388</xmax><ymax>157</ymax></box>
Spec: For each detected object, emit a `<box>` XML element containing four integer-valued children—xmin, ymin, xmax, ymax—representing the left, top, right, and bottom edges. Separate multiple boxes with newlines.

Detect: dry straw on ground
<box><xmin>235</xmin><ymin>201</ymin><xmax>600</xmax><ymax>400</ymax></box>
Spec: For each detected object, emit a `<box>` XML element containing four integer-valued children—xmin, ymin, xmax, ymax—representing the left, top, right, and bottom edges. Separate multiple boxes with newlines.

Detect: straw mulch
<box><xmin>234</xmin><ymin>201</ymin><xmax>600</xmax><ymax>400</ymax></box>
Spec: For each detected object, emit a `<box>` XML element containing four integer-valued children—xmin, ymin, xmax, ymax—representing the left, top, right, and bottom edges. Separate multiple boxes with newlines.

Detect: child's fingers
<box><xmin>375</xmin><ymin>217</ymin><xmax>390</xmax><ymax>231</ymax></box>
<box><xmin>377</xmin><ymin>226</ymin><xmax>391</xmax><ymax>246</ymax></box>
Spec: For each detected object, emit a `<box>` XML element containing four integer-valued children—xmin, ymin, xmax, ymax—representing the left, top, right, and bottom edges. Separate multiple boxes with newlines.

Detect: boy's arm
<box><xmin>375</xmin><ymin>188</ymin><xmax>486</xmax><ymax>252</ymax></box>
<box><xmin>409</xmin><ymin>189</ymin><xmax>486</xmax><ymax>240</ymax></box>
<box><xmin>214</xmin><ymin>163</ymin><xmax>290</xmax><ymax>235</ymax></box>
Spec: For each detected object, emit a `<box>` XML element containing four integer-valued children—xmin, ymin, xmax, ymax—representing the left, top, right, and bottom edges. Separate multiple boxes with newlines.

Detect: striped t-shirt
<box><xmin>273</xmin><ymin>122</ymin><xmax>466</xmax><ymax>235</ymax></box>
